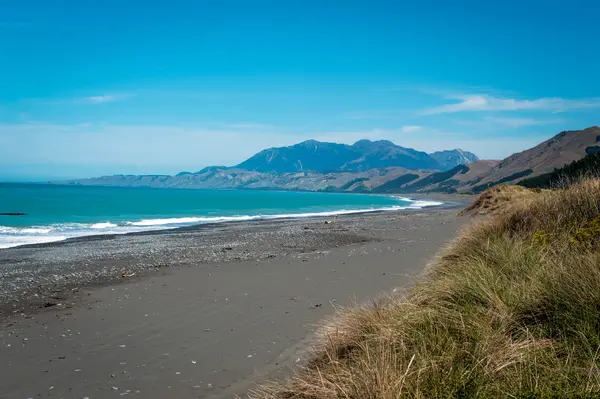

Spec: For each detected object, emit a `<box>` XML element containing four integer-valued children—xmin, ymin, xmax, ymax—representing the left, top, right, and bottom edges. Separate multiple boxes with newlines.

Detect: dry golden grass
<box><xmin>458</xmin><ymin>185</ymin><xmax>541</xmax><ymax>216</ymax></box>
<box><xmin>249</xmin><ymin>179</ymin><xmax>600</xmax><ymax>399</ymax></box>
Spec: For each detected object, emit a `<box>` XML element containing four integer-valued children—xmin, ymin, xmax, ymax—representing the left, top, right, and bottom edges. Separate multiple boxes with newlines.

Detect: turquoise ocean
<box><xmin>0</xmin><ymin>184</ymin><xmax>442</xmax><ymax>249</ymax></box>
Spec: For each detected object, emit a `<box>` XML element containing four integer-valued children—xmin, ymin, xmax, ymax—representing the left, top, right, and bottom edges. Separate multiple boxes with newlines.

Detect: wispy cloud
<box><xmin>28</xmin><ymin>93</ymin><xmax>134</xmax><ymax>106</ymax></box>
<box><xmin>422</xmin><ymin>94</ymin><xmax>600</xmax><ymax>115</ymax></box>
<box><xmin>457</xmin><ymin>116</ymin><xmax>564</xmax><ymax>129</ymax></box>
<box><xmin>82</xmin><ymin>95</ymin><xmax>117</xmax><ymax>104</ymax></box>
<box><xmin>219</xmin><ymin>122</ymin><xmax>275</xmax><ymax>130</ymax></box>
<box><xmin>345</xmin><ymin>110</ymin><xmax>400</xmax><ymax>120</ymax></box>
<box><xmin>80</xmin><ymin>94</ymin><xmax>133</xmax><ymax>104</ymax></box>
<box><xmin>400</xmin><ymin>125</ymin><xmax>422</xmax><ymax>133</ymax></box>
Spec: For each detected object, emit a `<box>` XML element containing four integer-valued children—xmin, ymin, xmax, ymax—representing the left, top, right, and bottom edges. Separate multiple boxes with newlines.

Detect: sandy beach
<box><xmin>0</xmin><ymin>205</ymin><xmax>466</xmax><ymax>398</ymax></box>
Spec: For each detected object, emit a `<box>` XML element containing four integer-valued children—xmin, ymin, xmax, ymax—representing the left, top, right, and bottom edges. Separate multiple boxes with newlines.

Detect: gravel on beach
<box><xmin>0</xmin><ymin>203</ymin><xmax>463</xmax><ymax>319</ymax></box>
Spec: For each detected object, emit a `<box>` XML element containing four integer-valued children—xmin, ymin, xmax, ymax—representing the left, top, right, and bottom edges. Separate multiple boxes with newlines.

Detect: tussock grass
<box><xmin>458</xmin><ymin>184</ymin><xmax>540</xmax><ymax>216</ymax></box>
<box><xmin>249</xmin><ymin>179</ymin><xmax>600</xmax><ymax>398</ymax></box>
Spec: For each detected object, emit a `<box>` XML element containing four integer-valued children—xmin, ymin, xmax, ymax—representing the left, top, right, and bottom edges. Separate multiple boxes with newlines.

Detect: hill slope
<box><xmin>520</xmin><ymin>152</ymin><xmax>600</xmax><ymax>189</ymax></box>
<box><xmin>467</xmin><ymin>126</ymin><xmax>600</xmax><ymax>191</ymax></box>
<box><xmin>388</xmin><ymin>127</ymin><xmax>600</xmax><ymax>194</ymax></box>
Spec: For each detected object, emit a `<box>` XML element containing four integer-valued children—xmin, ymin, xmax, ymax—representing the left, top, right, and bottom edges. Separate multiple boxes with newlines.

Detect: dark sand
<box><xmin>0</xmin><ymin>206</ymin><xmax>466</xmax><ymax>398</ymax></box>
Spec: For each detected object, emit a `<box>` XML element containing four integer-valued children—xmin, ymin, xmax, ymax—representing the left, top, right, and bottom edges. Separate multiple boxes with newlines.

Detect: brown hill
<box><xmin>453</xmin><ymin>160</ymin><xmax>501</xmax><ymax>184</ymax></box>
<box><xmin>466</xmin><ymin>126</ymin><xmax>600</xmax><ymax>191</ymax></box>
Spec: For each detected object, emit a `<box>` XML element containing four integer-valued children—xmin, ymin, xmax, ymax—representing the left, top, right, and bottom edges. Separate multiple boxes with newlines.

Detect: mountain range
<box><xmin>235</xmin><ymin>139</ymin><xmax>475</xmax><ymax>172</ymax></box>
<box><xmin>57</xmin><ymin>126</ymin><xmax>599</xmax><ymax>194</ymax></box>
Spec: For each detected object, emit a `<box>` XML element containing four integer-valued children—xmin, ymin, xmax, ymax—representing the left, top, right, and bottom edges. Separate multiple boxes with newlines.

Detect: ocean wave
<box><xmin>0</xmin><ymin>197</ymin><xmax>443</xmax><ymax>249</ymax></box>
<box><xmin>409</xmin><ymin>200</ymin><xmax>444</xmax><ymax>208</ymax></box>
<box><xmin>393</xmin><ymin>197</ymin><xmax>443</xmax><ymax>208</ymax></box>
<box><xmin>0</xmin><ymin>226</ymin><xmax>56</xmax><ymax>234</ymax></box>
<box><xmin>22</xmin><ymin>227</ymin><xmax>55</xmax><ymax>234</ymax></box>
<box><xmin>90</xmin><ymin>222</ymin><xmax>118</xmax><ymax>229</ymax></box>
<box><xmin>0</xmin><ymin>235</ymin><xmax>68</xmax><ymax>249</ymax></box>
<box><xmin>126</xmin><ymin>215</ymin><xmax>259</xmax><ymax>227</ymax></box>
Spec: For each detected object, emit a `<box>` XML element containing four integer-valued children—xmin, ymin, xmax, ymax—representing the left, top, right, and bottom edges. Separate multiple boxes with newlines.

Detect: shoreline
<box><xmin>0</xmin><ymin>193</ymin><xmax>459</xmax><ymax>251</ymax></box>
<box><xmin>0</xmin><ymin>200</ymin><xmax>467</xmax><ymax>320</ymax></box>
<box><xmin>0</xmin><ymin>203</ymin><xmax>467</xmax><ymax>398</ymax></box>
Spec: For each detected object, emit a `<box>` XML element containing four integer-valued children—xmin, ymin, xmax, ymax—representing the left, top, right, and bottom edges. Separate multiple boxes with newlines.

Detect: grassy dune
<box><xmin>250</xmin><ymin>180</ymin><xmax>600</xmax><ymax>398</ymax></box>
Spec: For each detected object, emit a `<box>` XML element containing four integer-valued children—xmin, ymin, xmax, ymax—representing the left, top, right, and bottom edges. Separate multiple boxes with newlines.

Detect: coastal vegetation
<box><xmin>250</xmin><ymin>178</ymin><xmax>600</xmax><ymax>398</ymax></box>
<box><xmin>520</xmin><ymin>153</ymin><xmax>600</xmax><ymax>189</ymax></box>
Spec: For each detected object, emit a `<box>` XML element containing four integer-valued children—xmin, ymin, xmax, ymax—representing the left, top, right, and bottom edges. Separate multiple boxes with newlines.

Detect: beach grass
<box><xmin>249</xmin><ymin>179</ymin><xmax>600</xmax><ymax>398</ymax></box>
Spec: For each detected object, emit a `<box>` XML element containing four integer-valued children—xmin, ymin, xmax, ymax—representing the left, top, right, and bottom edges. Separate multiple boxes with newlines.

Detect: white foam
<box><xmin>0</xmin><ymin>226</ymin><xmax>17</xmax><ymax>234</ymax></box>
<box><xmin>90</xmin><ymin>222</ymin><xmax>118</xmax><ymax>229</ymax></box>
<box><xmin>0</xmin><ymin>235</ymin><xmax>68</xmax><ymax>249</ymax></box>
<box><xmin>21</xmin><ymin>227</ymin><xmax>55</xmax><ymax>234</ymax></box>
<box><xmin>126</xmin><ymin>215</ymin><xmax>260</xmax><ymax>227</ymax></box>
<box><xmin>262</xmin><ymin>207</ymin><xmax>399</xmax><ymax>219</ymax></box>
<box><xmin>0</xmin><ymin>226</ymin><xmax>55</xmax><ymax>234</ymax></box>
<box><xmin>408</xmin><ymin>200</ymin><xmax>444</xmax><ymax>208</ymax></box>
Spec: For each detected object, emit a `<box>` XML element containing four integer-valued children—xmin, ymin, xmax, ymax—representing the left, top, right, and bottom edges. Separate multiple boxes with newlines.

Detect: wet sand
<box><xmin>0</xmin><ymin>207</ymin><xmax>466</xmax><ymax>398</ymax></box>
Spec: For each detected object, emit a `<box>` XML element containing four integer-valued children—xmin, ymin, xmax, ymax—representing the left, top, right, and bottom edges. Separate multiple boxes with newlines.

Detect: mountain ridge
<box><xmin>235</xmin><ymin>139</ymin><xmax>467</xmax><ymax>173</ymax></box>
<box><xmin>54</xmin><ymin>127</ymin><xmax>600</xmax><ymax>194</ymax></box>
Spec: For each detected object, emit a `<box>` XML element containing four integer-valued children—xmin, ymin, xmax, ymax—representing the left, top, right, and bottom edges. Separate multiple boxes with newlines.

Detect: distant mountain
<box><xmin>236</xmin><ymin>140</ymin><xmax>356</xmax><ymax>173</ymax></box>
<box><xmin>429</xmin><ymin>149</ymin><xmax>479</xmax><ymax>170</ymax></box>
<box><xmin>235</xmin><ymin>139</ymin><xmax>445</xmax><ymax>172</ymax></box>
<box><xmin>55</xmin><ymin>137</ymin><xmax>477</xmax><ymax>192</ymax></box>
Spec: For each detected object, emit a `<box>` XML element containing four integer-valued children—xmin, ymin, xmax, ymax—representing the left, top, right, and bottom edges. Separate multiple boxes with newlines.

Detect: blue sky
<box><xmin>1</xmin><ymin>0</ymin><xmax>599</xmax><ymax>180</ymax></box>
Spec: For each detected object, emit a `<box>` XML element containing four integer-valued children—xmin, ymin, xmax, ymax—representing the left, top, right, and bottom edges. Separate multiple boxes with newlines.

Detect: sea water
<box><xmin>0</xmin><ymin>184</ymin><xmax>442</xmax><ymax>249</ymax></box>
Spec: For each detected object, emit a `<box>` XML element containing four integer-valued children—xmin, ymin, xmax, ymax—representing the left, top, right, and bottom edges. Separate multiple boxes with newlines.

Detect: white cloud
<box><xmin>400</xmin><ymin>125</ymin><xmax>422</xmax><ymax>133</ymax></box>
<box><xmin>31</xmin><ymin>94</ymin><xmax>134</xmax><ymax>106</ymax></box>
<box><xmin>345</xmin><ymin>110</ymin><xmax>398</xmax><ymax>120</ymax></box>
<box><xmin>83</xmin><ymin>95</ymin><xmax>116</xmax><ymax>104</ymax></box>
<box><xmin>482</xmin><ymin>116</ymin><xmax>553</xmax><ymax>128</ymax></box>
<box><xmin>457</xmin><ymin>116</ymin><xmax>564</xmax><ymax>129</ymax></box>
<box><xmin>81</xmin><ymin>94</ymin><xmax>132</xmax><ymax>104</ymax></box>
<box><xmin>219</xmin><ymin>123</ymin><xmax>274</xmax><ymax>129</ymax></box>
<box><xmin>422</xmin><ymin>94</ymin><xmax>600</xmax><ymax>115</ymax></box>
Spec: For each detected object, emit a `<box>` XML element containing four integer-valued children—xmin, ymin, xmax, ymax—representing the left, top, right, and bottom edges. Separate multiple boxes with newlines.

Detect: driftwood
<box><xmin>0</xmin><ymin>213</ymin><xmax>26</xmax><ymax>216</ymax></box>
